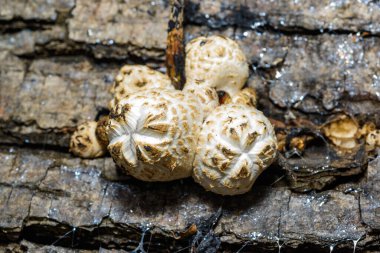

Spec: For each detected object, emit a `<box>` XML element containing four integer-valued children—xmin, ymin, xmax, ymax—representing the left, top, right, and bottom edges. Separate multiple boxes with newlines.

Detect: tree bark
<box><xmin>0</xmin><ymin>0</ymin><xmax>380</xmax><ymax>252</ymax></box>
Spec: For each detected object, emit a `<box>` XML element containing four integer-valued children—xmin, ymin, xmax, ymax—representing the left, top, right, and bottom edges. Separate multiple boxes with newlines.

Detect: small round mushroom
<box><xmin>109</xmin><ymin>65</ymin><xmax>174</xmax><ymax>109</ymax></box>
<box><xmin>228</xmin><ymin>87</ymin><xmax>257</xmax><ymax>107</ymax></box>
<box><xmin>322</xmin><ymin>115</ymin><xmax>359</xmax><ymax>150</ymax></box>
<box><xmin>107</xmin><ymin>89</ymin><xmax>204</xmax><ymax>181</ymax></box>
<box><xmin>71</xmin><ymin>65</ymin><xmax>174</xmax><ymax>159</ymax></box>
<box><xmin>70</xmin><ymin>121</ymin><xmax>108</xmax><ymax>158</ymax></box>
<box><xmin>183</xmin><ymin>86</ymin><xmax>219</xmax><ymax>117</ymax></box>
<box><xmin>192</xmin><ymin>103</ymin><xmax>277</xmax><ymax>195</ymax></box>
<box><xmin>185</xmin><ymin>35</ymin><xmax>249</xmax><ymax>97</ymax></box>
<box><xmin>366</xmin><ymin>129</ymin><xmax>380</xmax><ymax>152</ymax></box>
<box><xmin>69</xmin><ymin>34</ymin><xmax>278</xmax><ymax>195</ymax></box>
<box><xmin>96</xmin><ymin>115</ymin><xmax>110</xmax><ymax>147</ymax></box>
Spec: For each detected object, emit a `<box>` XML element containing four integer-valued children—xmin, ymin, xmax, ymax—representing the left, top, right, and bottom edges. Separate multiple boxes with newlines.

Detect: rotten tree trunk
<box><xmin>0</xmin><ymin>0</ymin><xmax>380</xmax><ymax>252</ymax></box>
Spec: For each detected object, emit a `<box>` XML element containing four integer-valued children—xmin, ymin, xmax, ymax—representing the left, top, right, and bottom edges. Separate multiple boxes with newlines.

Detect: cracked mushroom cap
<box><xmin>109</xmin><ymin>65</ymin><xmax>174</xmax><ymax>109</ymax></box>
<box><xmin>70</xmin><ymin>121</ymin><xmax>108</xmax><ymax>158</ymax></box>
<box><xmin>192</xmin><ymin>104</ymin><xmax>277</xmax><ymax>195</ymax></box>
<box><xmin>107</xmin><ymin>89</ymin><xmax>203</xmax><ymax>181</ymax></box>
<box><xmin>185</xmin><ymin>35</ymin><xmax>249</xmax><ymax>97</ymax></box>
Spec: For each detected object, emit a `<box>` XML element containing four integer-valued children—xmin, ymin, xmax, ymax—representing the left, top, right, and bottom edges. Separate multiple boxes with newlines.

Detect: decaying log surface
<box><xmin>0</xmin><ymin>146</ymin><xmax>378</xmax><ymax>252</ymax></box>
<box><xmin>187</xmin><ymin>0</ymin><xmax>380</xmax><ymax>33</ymax></box>
<box><xmin>2</xmin><ymin>31</ymin><xmax>380</xmax><ymax>147</ymax></box>
<box><xmin>0</xmin><ymin>0</ymin><xmax>380</xmax><ymax>252</ymax></box>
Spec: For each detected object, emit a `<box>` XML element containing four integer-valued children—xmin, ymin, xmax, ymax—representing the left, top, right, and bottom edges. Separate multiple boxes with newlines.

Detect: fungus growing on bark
<box><xmin>192</xmin><ymin>103</ymin><xmax>277</xmax><ymax>195</ymax></box>
<box><xmin>322</xmin><ymin>114</ymin><xmax>359</xmax><ymax>150</ymax></box>
<box><xmin>109</xmin><ymin>65</ymin><xmax>174</xmax><ymax>109</ymax></box>
<box><xmin>107</xmin><ymin>89</ymin><xmax>203</xmax><ymax>181</ymax></box>
<box><xmin>366</xmin><ymin>130</ymin><xmax>380</xmax><ymax>152</ymax></box>
<box><xmin>184</xmin><ymin>36</ymin><xmax>249</xmax><ymax>97</ymax></box>
<box><xmin>184</xmin><ymin>86</ymin><xmax>219</xmax><ymax>117</ymax></box>
<box><xmin>70</xmin><ymin>121</ymin><xmax>107</xmax><ymax>158</ymax></box>
<box><xmin>70</xmin><ymin>35</ymin><xmax>277</xmax><ymax>195</ymax></box>
<box><xmin>229</xmin><ymin>87</ymin><xmax>257</xmax><ymax>107</ymax></box>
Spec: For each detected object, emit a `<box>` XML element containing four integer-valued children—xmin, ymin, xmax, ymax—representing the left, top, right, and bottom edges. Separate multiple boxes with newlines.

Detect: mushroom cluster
<box><xmin>322</xmin><ymin>114</ymin><xmax>360</xmax><ymax>150</ymax></box>
<box><xmin>70</xmin><ymin>35</ymin><xmax>277</xmax><ymax>195</ymax></box>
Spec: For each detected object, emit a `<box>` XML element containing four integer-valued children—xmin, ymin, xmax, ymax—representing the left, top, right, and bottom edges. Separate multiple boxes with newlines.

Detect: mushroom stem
<box><xmin>166</xmin><ymin>0</ymin><xmax>186</xmax><ymax>90</ymax></box>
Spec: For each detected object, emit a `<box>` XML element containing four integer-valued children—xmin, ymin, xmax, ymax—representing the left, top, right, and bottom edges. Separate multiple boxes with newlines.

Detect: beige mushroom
<box><xmin>70</xmin><ymin>35</ymin><xmax>278</xmax><ymax>195</ymax></box>
<box><xmin>96</xmin><ymin>115</ymin><xmax>110</xmax><ymax>147</ymax></box>
<box><xmin>71</xmin><ymin>65</ymin><xmax>174</xmax><ymax>159</ymax></box>
<box><xmin>366</xmin><ymin>130</ymin><xmax>380</xmax><ymax>151</ymax></box>
<box><xmin>107</xmin><ymin>89</ymin><xmax>204</xmax><ymax>181</ymax></box>
<box><xmin>70</xmin><ymin>121</ymin><xmax>108</xmax><ymax>158</ymax></box>
<box><xmin>322</xmin><ymin>115</ymin><xmax>359</xmax><ymax>150</ymax></box>
<box><xmin>229</xmin><ymin>87</ymin><xmax>257</xmax><ymax>107</ymax></box>
<box><xmin>183</xmin><ymin>86</ymin><xmax>219</xmax><ymax>117</ymax></box>
<box><xmin>185</xmin><ymin>35</ymin><xmax>249</xmax><ymax>97</ymax></box>
<box><xmin>109</xmin><ymin>65</ymin><xmax>174</xmax><ymax>109</ymax></box>
<box><xmin>192</xmin><ymin>103</ymin><xmax>277</xmax><ymax>195</ymax></box>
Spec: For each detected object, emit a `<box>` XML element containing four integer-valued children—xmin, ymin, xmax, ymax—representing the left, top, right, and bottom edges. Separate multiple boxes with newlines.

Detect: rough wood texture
<box><xmin>0</xmin><ymin>146</ymin><xmax>378</xmax><ymax>252</ymax></box>
<box><xmin>0</xmin><ymin>0</ymin><xmax>380</xmax><ymax>252</ymax></box>
<box><xmin>187</xmin><ymin>0</ymin><xmax>380</xmax><ymax>33</ymax></box>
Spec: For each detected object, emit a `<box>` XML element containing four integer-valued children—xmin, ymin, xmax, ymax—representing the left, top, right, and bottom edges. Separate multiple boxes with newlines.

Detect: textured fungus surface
<box><xmin>70</xmin><ymin>121</ymin><xmax>107</xmax><ymax>158</ymax></box>
<box><xmin>0</xmin><ymin>0</ymin><xmax>380</xmax><ymax>251</ymax></box>
<box><xmin>185</xmin><ymin>35</ymin><xmax>249</xmax><ymax>97</ymax></box>
<box><xmin>109</xmin><ymin>65</ymin><xmax>174</xmax><ymax>109</ymax></box>
<box><xmin>193</xmin><ymin>104</ymin><xmax>277</xmax><ymax>195</ymax></box>
<box><xmin>108</xmin><ymin>89</ymin><xmax>203</xmax><ymax>181</ymax></box>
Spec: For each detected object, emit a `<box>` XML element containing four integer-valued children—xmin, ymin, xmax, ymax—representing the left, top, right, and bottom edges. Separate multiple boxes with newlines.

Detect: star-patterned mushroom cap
<box><xmin>109</xmin><ymin>65</ymin><xmax>174</xmax><ymax>109</ymax></box>
<box><xmin>107</xmin><ymin>89</ymin><xmax>204</xmax><ymax>181</ymax></box>
<box><xmin>185</xmin><ymin>35</ymin><xmax>249</xmax><ymax>97</ymax></box>
<box><xmin>192</xmin><ymin>104</ymin><xmax>277</xmax><ymax>195</ymax></box>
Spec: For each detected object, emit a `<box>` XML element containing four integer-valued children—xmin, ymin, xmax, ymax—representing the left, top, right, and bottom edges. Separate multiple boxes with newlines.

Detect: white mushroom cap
<box><xmin>109</xmin><ymin>65</ymin><xmax>174</xmax><ymax>109</ymax></box>
<box><xmin>107</xmin><ymin>89</ymin><xmax>203</xmax><ymax>181</ymax></box>
<box><xmin>219</xmin><ymin>87</ymin><xmax>258</xmax><ymax>107</ymax></box>
<box><xmin>183</xmin><ymin>86</ymin><xmax>219</xmax><ymax>118</ymax></box>
<box><xmin>185</xmin><ymin>35</ymin><xmax>249</xmax><ymax>97</ymax></box>
<box><xmin>231</xmin><ymin>87</ymin><xmax>257</xmax><ymax>107</ymax></box>
<box><xmin>70</xmin><ymin>121</ymin><xmax>107</xmax><ymax>158</ymax></box>
<box><xmin>192</xmin><ymin>104</ymin><xmax>277</xmax><ymax>195</ymax></box>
